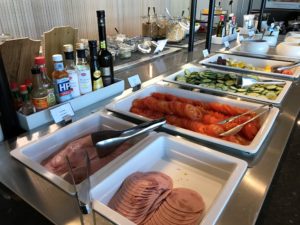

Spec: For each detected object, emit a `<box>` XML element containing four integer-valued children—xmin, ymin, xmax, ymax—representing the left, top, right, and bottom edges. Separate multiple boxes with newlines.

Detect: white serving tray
<box><xmin>10</xmin><ymin>111</ymin><xmax>139</xmax><ymax>195</ymax></box>
<box><xmin>163</xmin><ymin>66</ymin><xmax>292</xmax><ymax>105</ymax></box>
<box><xmin>91</xmin><ymin>133</ymin><xmax>248</xmax><ymax>225</ymax></box>
<box><xmin>200</xmin><ymin>53</ymin><xmax>300</xmax><ymax>80</ymax></box>
<box><xmin>228</xmin><ymin>45</ymin><xmax>300</xmax><ymax>61</ymax></box>
<box><xmin>106</xmin><ymin>84</ymin><xmax>279</xmax><ymax>154</ymax></box>
<box><xmin>17</xmin><ymin>79</ymin><xmax>125</xmax><ymax>131</ymax></box>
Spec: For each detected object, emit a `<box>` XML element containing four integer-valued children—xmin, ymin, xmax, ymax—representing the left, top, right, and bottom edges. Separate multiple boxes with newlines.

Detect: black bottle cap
<box><xmin>97</xmin><ymin>10</ymin><xmax>105</xmax><ymax>18</ymax></box>
<box><xmin>88</xmin><ymin>40</ymin><xmax>97</xmax><ymax>48</ymax></box>
<box><xmin>31</xmin><ymin>67</ymin><xmax>40</xmax><ymax>74</ymax></box>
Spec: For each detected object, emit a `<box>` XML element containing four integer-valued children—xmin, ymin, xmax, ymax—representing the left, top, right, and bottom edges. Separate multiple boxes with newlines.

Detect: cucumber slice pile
<box><xmin>176</xmin><ymin>69</ymin><xmax>284</xmax><ymax>100</ymax></box>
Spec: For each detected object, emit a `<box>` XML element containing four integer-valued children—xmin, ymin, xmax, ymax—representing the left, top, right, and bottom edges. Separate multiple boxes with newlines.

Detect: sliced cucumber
<box><xmin>265</xmin><ymin>85</ymin><xmax>277</xmax><ymax>90</ymax></box>
<box><xmin>184</xmin><ymin>69</ymin><xmax>191</xmax><ymax>75</ymax></box>
<box><xmin>266</xmin><ymin>91</ymin><xmax>277</xmax><ymax>100</ymax></box>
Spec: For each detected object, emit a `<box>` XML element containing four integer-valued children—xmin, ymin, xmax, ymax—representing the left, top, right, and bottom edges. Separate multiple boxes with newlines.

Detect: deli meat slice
<box><xmin>108</xmin><ymin>171</ymin><xmax>173</xmax><ymax>224</ymax></box>
<box><xmin>41</xmin><ymin>134</ymin><xmax>133</xmax><ymax>184</ymax></box>
<box><xmin>144</xmin><ymin>188</ymin><xmax>205</xmax><ymax>225</ymax></box>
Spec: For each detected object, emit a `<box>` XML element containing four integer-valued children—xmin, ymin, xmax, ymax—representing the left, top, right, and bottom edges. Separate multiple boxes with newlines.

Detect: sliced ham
<box><xmin>108</xmin><ymin>171</ymin><xmax>173</xmax><ymax>224</ymax></box>
<box><xmin>41</xmin><ymin>134</ymin><xmax>133</xmax><ymax>184</ymax></box>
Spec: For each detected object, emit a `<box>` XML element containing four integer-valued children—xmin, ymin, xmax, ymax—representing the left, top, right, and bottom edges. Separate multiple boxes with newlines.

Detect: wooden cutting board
<box><xmin>0</xmin><ymin>38</ymin><xmax>41</xmax><ymax>85</ymax></box>
<box><xmin>42</xmin><ymin>26</ymin><xmax>78</xmax><ymax>76</ymax></box>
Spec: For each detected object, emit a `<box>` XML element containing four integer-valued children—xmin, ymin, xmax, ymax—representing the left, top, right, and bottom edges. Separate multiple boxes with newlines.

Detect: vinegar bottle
<box><xmin>96</xmin><ymin>10</ymin><xmax>114</xmax><ymax>86</ymax></box>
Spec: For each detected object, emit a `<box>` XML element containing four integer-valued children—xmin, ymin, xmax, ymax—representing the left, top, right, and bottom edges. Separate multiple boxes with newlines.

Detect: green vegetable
<box><xmin>179</xmin><ymin>69</ymin><xmax>284</xmax><ymax>100</ymax></box>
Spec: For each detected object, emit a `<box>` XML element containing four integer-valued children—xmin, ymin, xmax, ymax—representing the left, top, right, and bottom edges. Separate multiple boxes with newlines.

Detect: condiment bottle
<box><xmin>88</xmin><ymin>40</ymin><xmax>103</xmax><ymax>91</ymax></box>
<box><xmin>76</xmin><ymin>43</ymin><xmax>92</xmax><ymax>94</ymax></box>
<box><xmin>63</xmin><ymin>44</ymin><xmax>81</xmax><ymax>98</ymax></box>
<box><xmin>97</xmin><ymin>10</ymin><xmax>114</xmax><ymax>86</ymax></box>
<box><xmin>19</xmin><ymin>84</ymin><xmax>35</xmax><ymax>115</ymax></box>
<box><xmin>24</xmin><ymin>79</ymin><xmax>33</xmax><ymax>97</ymax></box>
<box><xmin>51</xmin><ymin>54</ymin><xmax>72</xmax><ymax>103</ymax></box>
<box><xmin>31</xmin><ymin>67</ymin><xmax>49</xmax><ymax>111</ymax></box>
<box><xmin>10</xmin><ymin>82</ymin><xmax>22</xmax><ymax>110</ymax></box>
<box><xmin>217</xmin><ymin>15</ymin><xmax>226</xmax><ymax>37</ymax></box>
<box><xmin>34</xmin><ymin>56</ymin><xmax>56</xmax><ymax>107</ymax></box>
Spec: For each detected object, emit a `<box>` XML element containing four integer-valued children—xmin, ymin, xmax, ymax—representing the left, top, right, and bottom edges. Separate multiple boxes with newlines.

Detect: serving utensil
<box><xmin>235</xmin><ymin>76</ymin><xmax>286</xmax><ymax>88</ymax></box>
<box><xmin>272</xmin><ymin>61</ymin><xmax>300</xmax><ymax>72</ymax></box>
<box><xmin>218</xmin><ymin>103</ymin><xmax>271</xmax><ymax>125</ymax></box>
<box><xmin>219</xmin><ymin>106</ymin><xmax>272</xmax><ymax>137</ymax></box>
<box><xmin>91</xmin><ymin>118</ymin><xmax>166</xmax><ymax>158</ymax></box>
<box><xmin>65</xmin><ymin>151</ymin><xmax>95</xmax><ymax>225</ymax></box>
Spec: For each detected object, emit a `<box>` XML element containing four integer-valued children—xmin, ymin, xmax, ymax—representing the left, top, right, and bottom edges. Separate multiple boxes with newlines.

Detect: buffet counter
<box><xmin>0</xmin><ymin>41</ymin><xmax>299</xmax><ymax>225</ymax></box>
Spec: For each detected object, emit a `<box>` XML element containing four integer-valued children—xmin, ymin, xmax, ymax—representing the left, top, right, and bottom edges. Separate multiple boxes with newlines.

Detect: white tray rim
<box><xmin>10</xmin><ymin>111</ymin><xmax>137</xmax><ymax>195</ymax></box>
<box><xmin>106</xmin><ymin>84</ymin><xmax>280</xmax><ymax>155</ymax></box>
<box><xmin>199</xmin><ymin>53</ymin><xmax>300</xmax><ymax>80</ymax></box>
<box><xmin>163</xmin><ymin>65</ymin><xmax>292</xmax><ymax>105</ymax></box>
<box><xmin>91</xmin><ymin>133</ymin><xmax>248</xmax><ymax>225</ymax></box>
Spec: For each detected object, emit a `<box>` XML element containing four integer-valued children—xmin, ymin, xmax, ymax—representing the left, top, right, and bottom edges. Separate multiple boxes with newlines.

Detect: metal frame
<box><xmin>205</xmin><ymin>0</ymin><xmax>216</xmax><ymax>52</ymax></box>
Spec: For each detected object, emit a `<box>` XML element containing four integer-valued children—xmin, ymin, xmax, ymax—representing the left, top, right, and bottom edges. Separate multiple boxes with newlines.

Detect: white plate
<box><xmin>10</xmin><ymin>111</ymin><xmax>140</xmax><ymax>194</ymax></box>
<box><xmin>91</xmin><ymin>133</ymin><xmax>248</xmax><ymax>225</ymax></box>
<box><xmin>106</xmin><ymin>84</ymin><xmax>279</xmax><ymax>154</ymax></box>
<box><xmin>200</xmin><ymin>53</ymin><xmax>300</xmax><ymax>80</ymax></box>
<box><xmin>163</xmin><ymin>66</ymin><xmax>292</xmax><ymax>105</ymax></box>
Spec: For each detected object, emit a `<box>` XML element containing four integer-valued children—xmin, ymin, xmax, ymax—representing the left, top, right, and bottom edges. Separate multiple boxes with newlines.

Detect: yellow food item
<box><xmin>265</xmin><ymin>65</ymin><xmax>272</xmax><ymax>72</ymax></box>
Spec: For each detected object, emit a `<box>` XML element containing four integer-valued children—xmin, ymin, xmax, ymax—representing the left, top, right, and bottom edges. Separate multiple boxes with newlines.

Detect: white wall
<box><xmin>0</xmin><ymin>0</ymin><xmax>249</xmax><ymax>40</ymax></box>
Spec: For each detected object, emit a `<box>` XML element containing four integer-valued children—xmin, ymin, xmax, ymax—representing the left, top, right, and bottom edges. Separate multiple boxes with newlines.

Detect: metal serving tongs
<box><xmin>235</xmin><ymin>76</ymin><xmax>286</xmax><ymax>89</ymax></box>
<box><xmin>217</xmin><ymin>103</ymin><xmax>271</xmax><ymax>125</ymax></box>
<box><xmin>219</xmin><ymin>104</ymin><xmax>272</xmax><ymax>137</ymax></box>
<box><xmin>65</xmin><ymin>151</ymin><xmax>95</xmax><ymax>225</ymax></box>
<box><xmin>272</xmin><ymin>61</ymin><xmax>300</xmax><ymax>72</ymax></box>
<box><xmin>91</xmin><ymin>118</ymin><xmax>166</xmax><ymax>158</ymax></box>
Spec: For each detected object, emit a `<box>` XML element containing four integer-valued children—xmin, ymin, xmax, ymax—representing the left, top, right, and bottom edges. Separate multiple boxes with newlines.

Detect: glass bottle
<box><xmin>19</xmin><ymin>84</ymin><xmax>35</xmax><ymax>115</ymax></box>
<box><xmin>10</xmin><ymin>82</ymin><xmax>23</xmax><ymax>110</ymax></box>
<box><xmin>76</xmin><ymin>42</ymin><xmax>92</xmax><ymax>94</ymax></box>
<box><xmin>25</xmin><ymin>79</ymin><xmax>33</xmax><ymax>96</ymax></box>
<box><xmin>63</xmin><ymin>44</ymin><xmax>81</xmax><ymax>98</ymax></box>
<box><xmin>96</xmin><ymin>10</ymin><xmax>114</xmax><ymax>86</ymax></box>
<box><xmin>88</xmin><ymin>40</ymin><xmax>103</xmax><ymax>91</ymax></box>
<box><xmin>51</xmin><ymin>54</ymin><xmax>72</xmax><ymax>103</ymax></box>
<box><xmin>31</xmin><ymin>67</ymin><xmax>49</xmax><ymax>111</ymax></box>
<box><xmin>34</xmin><ymin>56</ymin><xmax>56</xmax><ymax>107</ymax></box>
<box><xmin>217</xmin><ymin>15</ymin><xmax>226</xmax><ymax>37</ymax></box>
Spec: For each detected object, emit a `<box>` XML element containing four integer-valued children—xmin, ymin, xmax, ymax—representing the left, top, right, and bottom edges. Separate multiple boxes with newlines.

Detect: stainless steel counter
<box><xmin>0</xmin><ymin>42</ymin><xmax>299</xmax><ymax>225</ymax></box>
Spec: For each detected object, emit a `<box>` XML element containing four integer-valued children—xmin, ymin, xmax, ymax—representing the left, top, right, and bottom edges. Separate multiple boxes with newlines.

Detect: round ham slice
<box><xmin>108</xmin><ymin>171</ymin><xmax>173</xmax><ymax>224</ymax></box>
<box><xmin>166</xmin><ymin>188</ymin><xmax>205</xmax><ymax>213</ymax></box>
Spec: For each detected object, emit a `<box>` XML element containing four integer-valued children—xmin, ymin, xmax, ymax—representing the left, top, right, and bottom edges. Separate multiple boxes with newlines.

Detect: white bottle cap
<box><xmin>52</xmin><ymin>54</ymin><xmax>63</xmax><ymax>62</ymax></box>
<box><xmin>76</xmin><ymin>42</ymin><xmax>85</xmax><ymax>50</ymax></box>
<box><xmin>63</xmin><ymin>44</ymin><xmax>73</xmax><ymax>52</ymax></box>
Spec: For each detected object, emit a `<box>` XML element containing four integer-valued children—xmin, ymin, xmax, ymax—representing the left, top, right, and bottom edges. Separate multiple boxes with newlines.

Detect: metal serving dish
<box><xmin>106</xmin><ymin>84</ymin><xmax>279</xmax><ymax>155</ymax></box>
<box><xmin>222</xmin><ymin>45</ymin><xmax>300</xmax><ymax>62</ymax></box>
<box><xmin>10</xmin><ymin>111</ymin><xmax>143</xmax><ymax>195</ymax></box>
<box><xmin>163</xmin><ymin>65</ymin><xmax>292</xmax><ymax>105</ymax></box>
<box><xmin>91</xmin><ymin>133</ymin><xmax>247</xmax><ymax>225</ymax></box>
<box><xmin>200</xmin><ymin>53</ymin><xmax>300</xmax><ymax>80</ymax></box>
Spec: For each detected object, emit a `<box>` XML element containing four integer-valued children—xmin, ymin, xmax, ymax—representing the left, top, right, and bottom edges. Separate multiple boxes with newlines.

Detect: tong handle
<box><xmin>255</xmin><ymin>80</ymin><xmax>286</xmax><ymax>85</ymax></box>
<box><xmin>219</xmin><ymin>108</ymin><xmax>270</xmax><ymax>137</ymax></box>
<box><xmin>121</xmin><ymin>118</ymin><xmax>166</xmax><ymax>136</ymax></box>
<box><xmin>96</xmin><ymin>118</ymin><xmax>166</xmax><ymax>148</ymax></box>
<box><xmin>218</xmin><ymin>104</ymin><xmax>271</xmax><ymax>125</ymax></box>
